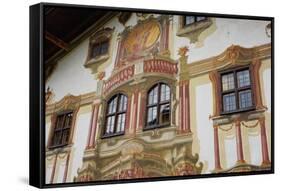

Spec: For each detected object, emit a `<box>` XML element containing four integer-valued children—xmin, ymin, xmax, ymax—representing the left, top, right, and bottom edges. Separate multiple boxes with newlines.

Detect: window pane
<box><xmin>53</xmin><ymin>131</ymin><xmax>62</xmax><ymax>146</ymax></box>
<box><xmin>106</xmin><ymin>116</ymin><xmax>115</xmax><ymax>134</ymax></box>
<box><xmin>100</xmin><ymin>41</ymin><xmax>109</xmax><ymax>55</ymax></box>
<box><xmin>160</xmin><ymin>84</ymin><xmax>170</xmax><ymax>102</ymax></box>
<box><xmin>64</xmin><ymin>113</ymin><xmax>73</xmax><ymax>128</ymax></box>
<box><xmin>108</xmin><ymin>97</ymin><xmax>117</xmax><ymax>114</ymax></box>
<box><xmin>116</xmin><ymin>114</ymin><xmax>126</xmax><ymax>133</ymax></box>
<box><xmin>92</xmin><ymin>45</ymin><xmax>100</xmax><ymax>58</ymax></box>
<box><xmin>61</xmin><ymin>129</ymin><xmax>70</xmax><ymax>145</ymax></box>
<box><xmin>118</xmin><ymin>95</ymin><xmax>127</xmax><ymax>112</ymax></box>
<box><xmin>223</xmin><ymin>93</ymin><xmax>237</xmax><ymax>112</ymax></box>
<box><xmin>196</xmin><ymin>16</ymin><xmax>206</xmax><ymax>21</ymax></box>
<box><xmin>147</xmin><ymin>106</ymin><xmax>157</xmax><ymax>126</ymax></box>
<box><xmin>237</xmin><ymin>70</ymin><xmax>250</xmax><ymax>88</ymax></box>
<box><xmin>239</xmin><ymin>90</ymin><xmax>253</xmax><ymax>109</ymax></box>
<box><xmin>159</xmin><ymin>104</ymin><xmax>170</xmax><ymax>125</ymax></box>
<box><xmin>185</xmin><ymin>16</ymin><xmax>195</xmax><ymax>25</ymax></box>
<box><xmin>222</xmin><ymin>73</ymin><xmax>235</xmax><ymax>91</ymax></box>
<box><xmin>55</xmin><ymin>115</ymin><xmax>64</xmax><ymax>130</ymax></box>
<box><xmin>148</xmin><ymin>86</ymin><xmax>158</xmax><ymax>105</ymax></box>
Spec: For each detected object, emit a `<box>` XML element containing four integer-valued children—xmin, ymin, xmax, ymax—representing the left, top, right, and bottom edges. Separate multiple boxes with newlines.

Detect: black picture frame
<box><xmin>30</xmin><ymin>2</ymin><xmax>274</xmax><ymax>189</ymax></box>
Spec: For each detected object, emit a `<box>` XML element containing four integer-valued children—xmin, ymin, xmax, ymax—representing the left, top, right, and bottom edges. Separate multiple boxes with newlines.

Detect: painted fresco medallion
<box><xmin>123</xmin><ymin>20</ymin><xmax>161</xmax><ymax>58</ymax></box>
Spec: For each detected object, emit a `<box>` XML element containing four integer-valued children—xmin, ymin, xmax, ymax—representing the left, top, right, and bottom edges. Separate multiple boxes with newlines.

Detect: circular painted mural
<box><xmin>123</xmin><ymin>20</ymin><xmax>161</xmax><ymax>57</ymax></box>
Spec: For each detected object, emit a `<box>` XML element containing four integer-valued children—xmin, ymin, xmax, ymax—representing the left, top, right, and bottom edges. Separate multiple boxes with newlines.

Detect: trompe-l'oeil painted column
<box><xmin>213</xmin><ymin>125</ymin><xmax>222</xmax><ymax>170</ymax></box>
<box><xmin>179</xmin><ymin>81</ymin><xmax>191</xmax><ymax>133</ymax></box>
<box><xmin>125</xmin><ymin>95</ymin><xmax>132</xmax><ymax>133</ymax></box>
<box><xmin>138</xmin><ymin>90</ymin><xmax>147</xmax><ymax>131</ymax></box>
<box><xmin>235</xmin><ymin>120</ymin><xmax>245</xmax><ymax>163</ymax></box>
<box><xmin>86</xmin><ymin>103</ymin><xmax>100</xmax><ymax>149</ymax></box>
<box><xmin>130</xmin><ymin>90</ymin><xmax>140</xmax><ymax>135</ymax></box>
<box><xmin>50</xmin><ymin>153</ymin><xmax>58</xmax><ymax>184</ymax></box>
<box><xmin>259</xmin><ymin>117</ymin><xmax>270</xmax><ymax>165</ymax></box>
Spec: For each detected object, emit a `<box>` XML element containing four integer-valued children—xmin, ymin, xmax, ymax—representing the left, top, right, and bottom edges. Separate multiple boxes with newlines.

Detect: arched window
<box><xmin>145</xmin><ymin>83</ymin><xmax>171</xmax><ymax>129</ymax></box>
<box><xmin>104</xmin><ymin>94</ymin><xmax>127</xmax><ymax>137</ymax></box>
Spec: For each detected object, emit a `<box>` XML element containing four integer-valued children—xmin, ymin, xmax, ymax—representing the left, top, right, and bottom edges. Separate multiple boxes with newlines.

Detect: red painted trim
<box><xmin>90</xmin><ymin>104</ymin><xmax>99</xmax><ymax>148</ymax></box>
<box><xmin>63</xmin><ymin>152</ymin><xmax>71</xmax><ymax>183</ymax></box>
<box><xmin>125</xmin><ymin>96</ymin><xmax>132</xmax><ymax>131</ymax></box>
<box><xmin>179</xmin><ymin>84</ymin><xmax>183</xmax><ymax>132</ymax></box>
<box><xmin>138</xmin><ymin>93</ymin><xmax>146</xmax><ymax>130</ymax></box>
<box><xmin>165</xmin><ymin>19</ymin><xmax>169</xmax><ymax>50</ymax></box>
<box><xmin>183</xmin><ymin>84</ymin><xmax>187</xmax><ymax>131</ymax></box>
<box><xmin>214</xmin><ymin>127</ymin><xmax>222</xmax><ymax>170</ymax></box>
<box><xmin>86</xmin><ymin>106</ymin><xmax>95</xmax><ymax>149</ymax></box>
<box><xmin>133</xmin><ymin>91</ymin><xmax>139</xmax><ymax>133</ymax></box>
<box><xmin>114</xmin><ymin>40</ymin><xmax>122</xmax><ymax>68</ymax></box>
<box><xmin>50</xmin><ymin>153</ymin><xmax>58</xmax><ymax>184</ymax></box>
<box><xmin>260</xmin><ymin>118</ymin><xmax>270</xmax><ymax>164</ymax></box>
<box><xmin>185</xmin><ymin>83</ymin><xmax>191</xmax><ymax>133</ymax></box>
<box><xmin>235</xmin><ymin>121</ymin><xmax>245</xmax><ymax>162</ymax></box>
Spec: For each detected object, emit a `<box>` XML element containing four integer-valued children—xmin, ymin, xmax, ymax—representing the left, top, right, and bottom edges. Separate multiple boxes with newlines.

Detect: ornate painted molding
<box><xmin>46</xmin><ymin>92</ymin><xmax>96</xmax><ymax>115</ymax></box>
<box><xmin>103</xmin><ymin>65</ymin><xmax>134</xmax><ymax>94</ymax></box>
<box><xmin>181</xmin><ymin>43</ymin><xmax>271</xmax><ymax>78</ymax></box>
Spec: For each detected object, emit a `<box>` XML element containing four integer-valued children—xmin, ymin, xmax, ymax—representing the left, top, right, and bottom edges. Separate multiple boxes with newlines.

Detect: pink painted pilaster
<box><xmin>132</xmin><ymin>90</ymin><xmax>139</xmax><ymax>134</ymax></box>
<box><xmin>259</xmin><ymin>117</ymin><xmax>270</xmax><ymax>165</ymax></box>
<box><xmin>125</xmin><ymin>95</ymin><xmax>132</xmax><ymax>132</ymax></box>
<box><xmin>86</xmin><ymin>105</ymin><xmax>95</xmax><ymax>149</ymax></box>
<box><xmin>235</xmin><ymin>120</ymin><xmax>245</xmax><ymax>163</ymax></box>
<box><xmin>50</xmin><ymin>153</ymin><xmax>58</xmax><ymax>184</ymax></box>
<box><xmin>138</xmin><ymin>91</ymin><xmax>146</xmax><ymax>130</ymax></box>
<box><xmin>179</xmin><ymin>83</ymin><xmax>183</xmax><ymax>132</ymax></box>
<box><xmin>179</xmin><ymin>81</ymin><xmax>191</xmax><ymax>133</ymax></box>
<box><xmin>63</xmin><ymin>152</ymin><xmax>70</xmax><ymax>183</ymax></box>
<box><xmin>213</xmin><ymin>126</ymin><xmax>222</xmax><ymax>170</ymax></box>
<box><xmin>89</xmin><ymin>104</ymin><xmax>100</xmax><ymax>148</ymax></box>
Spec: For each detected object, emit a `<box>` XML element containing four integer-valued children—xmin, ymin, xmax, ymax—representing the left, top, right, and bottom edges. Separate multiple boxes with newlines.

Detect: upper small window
<box><xmin>91</xmin><ymin>40</ymin><xmax>109</xmax><ymax>58</ymax></box>
<box><xmin>50</xmin><ymin>111</ymin><xmax>73</xmax><ymax>148</ymax></box>
<box><xmin>145</xmin><ymin>83</ymin><xmax>171</xmax><ymax>129</ymax></box>
<box><xmin>183</xmin><ymin>16</ymin><xmax>207</xmax><ymax>26</ymax></box>
<box><xmin>104</xmin><ymin>94</ymin><xmax>127</xmax><ymax>137</ymax></box>
<box><xmin>220</xmin><ymin>67</ymin><xmax>255</xmax><ymax>114</ymax></box>
<box><xmin>84</xmin><ymin>27</ymin><xmax>114</xmax><ymax>74</ymax></box>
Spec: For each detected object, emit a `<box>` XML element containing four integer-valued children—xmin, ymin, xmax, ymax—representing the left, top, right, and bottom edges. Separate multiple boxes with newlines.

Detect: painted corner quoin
<box><xmin>43</xmin><ymin>5</ymin><xmax>273</xmax><ymax>185</ymax></box>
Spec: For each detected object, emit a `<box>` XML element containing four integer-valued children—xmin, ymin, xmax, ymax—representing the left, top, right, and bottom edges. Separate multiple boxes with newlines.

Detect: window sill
<box><xmin>220</xmin><ymin>106</ymin><xmax>256</xmax><ymax>116</ymax></box>
<box><xmin>46</xmin><ymin>144</ymin><xmax>72</xmax><ymax>156</ymax></box>
<box><xmin>143</xmin><ymin>123</ymin><xmax>170</xmax><ymax>131</ymax></box>
<box><xmin>176</xmin><ymin>18</ymin><xmax>212</xmax><ymax>43</ymax></box>
<box><xmin>101</xmin><ymin>132</ymin><xmax>125</xmax><ymax>139</ymax></box>
<box><xmin>211</xmin><ymin>107</ymin><xmax>267</xmax><ymax>126</ymax></box>
<box><xmin>84</xmin><ymin>54</ymin><xmax>110</xmax><ymax>73</ymax></box>
<box><xmin>47</xmin><ymin>143</ymin><xmax>69</xmax><ymax>150</ymax></box>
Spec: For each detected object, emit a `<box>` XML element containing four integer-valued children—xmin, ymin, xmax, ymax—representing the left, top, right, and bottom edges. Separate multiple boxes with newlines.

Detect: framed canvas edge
<box><xmin>29</xmin><ymin>2</ymin><xmax>275</xmax><ymax>189</ymax></box>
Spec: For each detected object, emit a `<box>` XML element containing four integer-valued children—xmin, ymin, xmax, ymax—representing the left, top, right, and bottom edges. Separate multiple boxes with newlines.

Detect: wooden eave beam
<box><xmin>45</xmin><ymin>31</ymin><xmax>69</xmax><ymax>51</ymax></box>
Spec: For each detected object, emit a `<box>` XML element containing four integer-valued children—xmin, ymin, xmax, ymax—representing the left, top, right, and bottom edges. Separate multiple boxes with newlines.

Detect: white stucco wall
<box><xmin>68</xmin><ymin>105</ymin><xmax>92</xmax><ymax>182</ymax></box>
<box><xmin>195</xmin><ymin>83</ymin><xmax>214</xmax><ymax>173</ymax></box>
<box><xmin>171</xmin><ymin>17</ymin><xmax>271</xmax><ymax>63</ymax></box>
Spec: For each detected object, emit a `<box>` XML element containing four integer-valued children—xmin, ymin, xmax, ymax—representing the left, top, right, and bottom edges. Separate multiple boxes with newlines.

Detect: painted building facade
<box><xmin>45</xmin><ymin>12</ymin><xmax>272</xmax><ymax>184</ymax></box>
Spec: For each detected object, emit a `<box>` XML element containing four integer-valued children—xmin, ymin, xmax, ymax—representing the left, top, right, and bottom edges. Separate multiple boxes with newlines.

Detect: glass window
<box><xmin>50</xmin><ymin>111</ymin><xmax>73</xmax><ymax>148</ymax></box>
<box><xmin>184</xmin><ymin>16</ymin><xmax>207</xmax><ymax>26</ymax></box>
<box><xmin>184</xmin><ymin>16</ymin><xmax>195</xmax><ymax>25</ymax></box>
<box><xmin>222</xmin><ymin>73</ymin><xmax>235</xmax><ymax>91</ymax></box>
<box><xmin>220</xmin><ymin>67</ymin><xmax>254</xmax><ymax>114</ymax></box>
<box><xmin>223</xmin><ymin>93</ymin><xmax>236</xmax><ymax>112</ymax></box>
<box><xmin>92</xmin><ymin>40</ymin><xmax>109</xmax><ymax>58</ymax></box>
<box><xmin>104</xmin><ymin>94</ymin><xmax>127</xmax><ymax>136</ymax></box>
<box><xmin>237</xmin><ymin>70</ymin><xmax>250</xmax><ymax>88</ymax></box>
<box><xmin>239</xmin><ymin>90</ymin><xmax>253</xmax><ymax>109</ymax></box>
<box><xmin>146</xmin><ymin>83</ymin><xmax>171</xmax><ymax>129</ymax></box>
